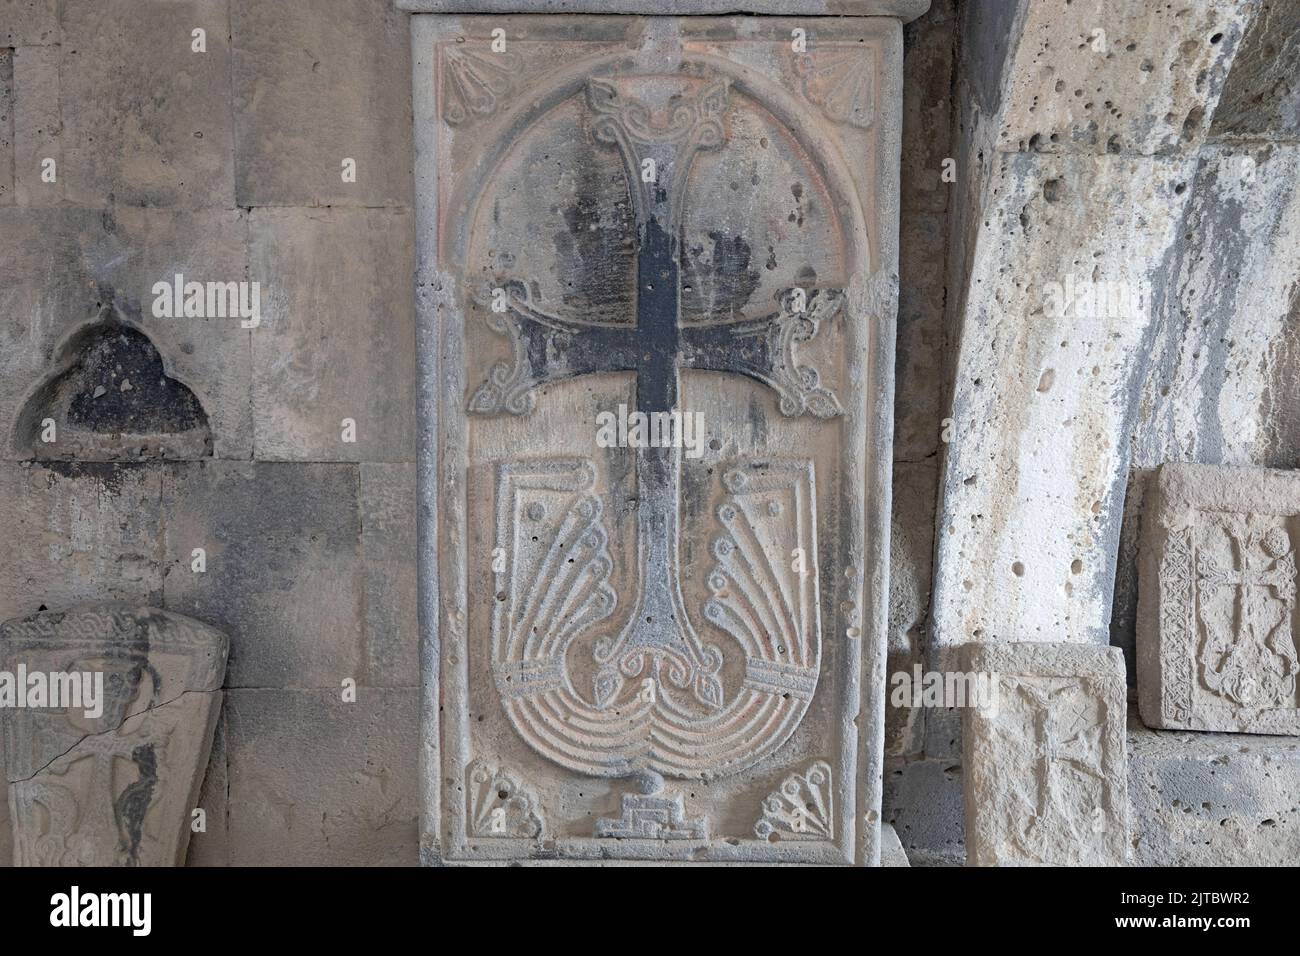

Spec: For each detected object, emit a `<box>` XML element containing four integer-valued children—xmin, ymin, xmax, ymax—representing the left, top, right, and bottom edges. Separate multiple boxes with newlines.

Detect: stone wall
<box><xmin>0</xmin><ymin>0</ymin><xmax>960</xmax><ymax>864</ymax></box>
<box><xmin>0</xmin><ymin>0</ymin><xmax>419</xmax><ymax>865</ymax></box>
<box><xmin>2</xmin><ymin>0</ymin><xmax>1292</xmax><ymax>866</ymax></box>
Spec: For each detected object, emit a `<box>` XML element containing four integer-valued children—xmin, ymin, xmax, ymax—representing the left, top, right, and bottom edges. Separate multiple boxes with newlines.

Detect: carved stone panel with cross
<box><xmin>1138</xmin><ymin>463</ymin><xmax>1300</xmax><ymax>734</ymax></box>
<box><xmin>961</xmin><ymin>642</ymin><xmax>1129</xmax><ymax>867</ymax></box>
<box><xmin>407</xmin><ymin>9</ymin><xmax>917</xmax><ymax>865</ymax></box>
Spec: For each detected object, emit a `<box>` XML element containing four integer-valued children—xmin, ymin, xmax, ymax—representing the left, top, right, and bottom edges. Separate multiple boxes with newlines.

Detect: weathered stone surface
<box><xmin>11</xmin><ymin>45</ymin><xmax>61</xmax><ymax>206</ymax></box>
<box><xmin>399</xmin><ymin>0</ymin><xmax>931</xmax><ymax>16</ymax></box>
<box><xmin>1128</xmin><ymin>706</ymin><xmax>1300</xmax><ymax>866</ymax></box>
<box><xmin>900</xmin><ymin>0</ymin><xmax>953</xmax><ymax>215</ymax></box>
<box><xmin>1137</xmin><ymin>462</ymin><xmax>1300</xmax><ymax>734</ymax></box>
<box><xmin>994</xmin><ymin>0</ymin><xmax>1255</xmax><ymax>156</ymax></box>
<box><xmin>880</xmin><ymin>820</ymin><xmax>909</xmax><ymax>866</ymax></box>
<box><xmin>0</xmin><ymin>0</ymin><xmax>57</xmax><ymax>45</ymax></box>
<box><xmin>932</xmin><ymin>151</ymin><xmax>1193</xmax><ymax>649</ymax></box>
<box><xmin>883</xmin><ymin>755</ymin><xmax>964</xmax><ymax>866</ymax></box>
<box><xmin>58</xmin><ymin>0</ymin><xmax>234</xmax><ymax>208</ymax></box>
<box><xmin>0</xmin><ymin>50</ymin><xmax>13</xmax><ymax>206</ymax></box>
<box><xmin>0</xmin><ymin>603</ymin><xmax>227</xmax><ymax>866</ymax></box>
<box><xmin>161</xmin><ymin>461</ymin><xmax>362</xmax><ymax>688</ymax></box>
<box><xmin>1129</xmin><ymin>146</ymin><xmax>1300</xmax><ymax>473</ymax></box>
<box><xmin>961</xmin><ymin>641</ymin><xmax>1129</xmax><ymax>866</ymax></box>
<box><xmin>224</xmin><ymin>688</ymin><xmax>417</xmax><ymax>866</ymax></box>
<box><xmin>894</xmin><ymin>212</ymin><xmax>946</xmax><ymax>462</ymax></box>
<box><xmin>0</xmin><ymin>206</ymin><xmax>252</xmax><ymax>460</ymax></box>
<box><xmin>233</xmin><ymin>0</ymin><xmax>412</xmax><ymax>207</ymax></box>
<box><xmin>1210</xmin><ymin>0</ymin><xmax>1300</xmax><ymax>141</ymax></box>
<box><xmin>17</xmin><ymin>321</ymin><xmax>213</xmax><ymax>462</ymax></box>
<box><xmin>361</xmin><ymin>462</ymin><xmax>418</xmax><ymax>686</ymax></box>
<box><xmin>887</xmin><ymin>460</ymin><xmax>937</xmax><ymax>756</ymax></box>
<box><xmin>0</xmin><ymin>462</ymin><xmax>163</xmax><ymax>622</ymax></box>
<box><xmin>185</xmin><ymin>710</ymin><xmax>228</xmax><ymax>866</ymax></box>
<box><xmin>412</xmin><ymin>13</ymin><xmax>906</xmax><ymax>864</ymax></box>
<box><xmin>1114</xmin><ymin>149</ymin><xmax>1300</xmax><ymax>675</ymax></box>
<box><xmin>249</xmin><ymin>207</ymin><xmax>416</xmax><ymax>462</ymax></box>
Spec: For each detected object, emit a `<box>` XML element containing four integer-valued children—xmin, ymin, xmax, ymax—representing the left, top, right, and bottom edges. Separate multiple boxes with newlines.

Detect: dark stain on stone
<box><xmin>42</xmin><ymin>460</ymin><xmax>146</xmax><ymax>494</ymax></box>
<box><xmin>790</xmin><ymin>182</ymin><xmax>806</xmax><ymax>226</ymax></box>
<box><xmin>682</xmin><ymin>232</ymin><xmax>760</xmax><ymax>321</ymax></box>
<box><xmin>551</xmin><ymin>146</ymin><xmax>636</xmax><ymax>323</ymax></box>
<box><xmin>115</xmin><ymin>743</ymin><xmax>159</xmax><ymax>867</ymax></box>
<box><xmin>65</xmin><ymin>323</ymin><xmax>206</xmax><ymax>434</ymax></box>
<box><xmin>746</xmin><ymin>393</ymin><xmax>768</xmax><ymax>444</ymax></box>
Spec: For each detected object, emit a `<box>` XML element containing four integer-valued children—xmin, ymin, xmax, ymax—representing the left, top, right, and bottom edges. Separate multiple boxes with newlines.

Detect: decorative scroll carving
<box><xmin>754</xmin><ymin>761</ymin><xmax>834</xmax><ymax>840</ymax></box>
<box><xmin>466</xmin><ymin>760</ymin><xmax>543</xmax><ymax>839</ymax></box>
<box><xmin>1158</xmin><ymin>524</ymin><xmax>1197</xmax><ymax>723</ymax></box>
<box><xmin>492</xmin><ymin>457</ymin><xmax>821</xmax><ymax>779</ymax></box>
<box><xmin>796</xmin><ymin>47</ymin><xmax>876</xmax><ymax>129</ymax></box>
<box><xmin>441</xmin><ymin>45</ymin><xmax>519</xmax><ymax>127</ymax></box>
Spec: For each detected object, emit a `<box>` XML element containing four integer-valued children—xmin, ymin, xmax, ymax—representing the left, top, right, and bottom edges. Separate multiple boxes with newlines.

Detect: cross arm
<box><xmin>680</xmin><ymin>288</ymin><xmax>846</xmax><ymax>419</ymax></box>
<box><xmin>467</xmin><ymin>283</ymin><xmax>641</xmax><ymax>415</ymax></box>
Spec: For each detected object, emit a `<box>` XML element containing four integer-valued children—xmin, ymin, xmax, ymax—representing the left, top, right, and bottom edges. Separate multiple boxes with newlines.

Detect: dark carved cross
<box><xmin>469</xmin><ymin>76</ymin><xmax>843</xmax><ymax>711</ymax></box>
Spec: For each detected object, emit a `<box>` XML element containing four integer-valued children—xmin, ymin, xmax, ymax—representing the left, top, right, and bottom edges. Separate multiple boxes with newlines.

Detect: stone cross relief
<box><xmin>1196</xmin><ymin>524</ymin><xmax>1298</xmax><ymax>709</ymax></box>
<box><xmin>470</xmin><ymin>76</ymin><xmax>836</xmax><ymax>782</ymax></box>
<box><xmin>1014</xmin><ymin>680</ymin><xmax>1107</xmax><ymax>860</ymax></box>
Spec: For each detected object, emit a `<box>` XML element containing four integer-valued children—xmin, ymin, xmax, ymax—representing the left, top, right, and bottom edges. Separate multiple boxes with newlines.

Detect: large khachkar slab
<box><xmin>961</xmin><ymin>642</ymin><xmax>1129</xmax><ymax>867</ymax></box>
<box><xmin>1138</xmin><ymin>462</ymin><xmax>1300</xmax><ymax>734</ymax></box>
<box><xmin>1</xmin><ymin>604</ymin><xmax>227</xmax><ymax>866</ymax></box>
<box><xmin>407</xmin><ymin>10</ymin><xmax>915</xmax><ymax>864</ymax></box>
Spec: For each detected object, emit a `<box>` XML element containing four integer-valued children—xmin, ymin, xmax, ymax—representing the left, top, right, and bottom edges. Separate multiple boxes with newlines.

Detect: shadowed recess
<box><xmin>15</xmin><ymin>319</ymin><xmax>212</xmax><ymax>461</ymax></box>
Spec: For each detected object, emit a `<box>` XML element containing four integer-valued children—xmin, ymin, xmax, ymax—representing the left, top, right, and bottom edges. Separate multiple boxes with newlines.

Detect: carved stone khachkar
<box><xmin>408</xmin><ymin>8</ymin><xmax>918</xmax><ymax>865</ymax></box>
<box><xmin>961</xmin><ymin>642</ymin><xmax>1129</xmax><ymax>867</ymax></box>
<box><xmin>1138</xmin><ymin>462</ymin><xmax>1300</xmax><ymax>734</ymax></box>
<box><xmin>0</xmin><ymin>604</ymin><xmax>228</xmax><ymax>866</ymax></box>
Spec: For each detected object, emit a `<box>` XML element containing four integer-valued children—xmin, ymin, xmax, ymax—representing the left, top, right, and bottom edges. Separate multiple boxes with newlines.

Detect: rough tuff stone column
<box><xmin>961</xmin><ymin>641</ymin><xmax>1129</xmax><ymax>866</ymax></box>
<box><xmin>0</xmin><ymin>604</ymin><xmax>228</xmax><ymax>866</ymax></box>
<box><xmin>1137</xmin><ymin>462</ymin><xmax>1300</xmax><ymax>734</ymax></box>
<box><xmin>931</xmin><ymin>0</ymin><xmax>1262</xmax><ymax>656</ymax></box>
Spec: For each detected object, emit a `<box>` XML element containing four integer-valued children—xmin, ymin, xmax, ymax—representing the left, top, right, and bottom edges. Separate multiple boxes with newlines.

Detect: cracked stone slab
<box><xmin>411</xmin><ymin>13</ymin><xmax>908</xmax><ymax>865</ymax></box>
<box><xmin>0</xmin><ymin>603</ymin><xmax>227</xmax><ymax>866</ymax></box>
<box><xmin>961</xmin><ymin>641</ymin><xmax>1129</xmax><ymax>866</ymax></box>
<box><xmin>1137</xmin><ymin>462</ymin><xmax>1300</xmax><ymax>734</ymax></box>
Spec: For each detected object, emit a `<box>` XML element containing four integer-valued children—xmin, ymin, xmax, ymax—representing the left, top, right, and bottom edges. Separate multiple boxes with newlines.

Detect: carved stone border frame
<box><xmin>408</xmin><ymin>12</ymin><xmax>907</xmax><ymax>865</ymax></box>
<box><xmin>1137</xmin><ymin>462</ymin><xmax>1300</xmax><ymax>734</ymax></box>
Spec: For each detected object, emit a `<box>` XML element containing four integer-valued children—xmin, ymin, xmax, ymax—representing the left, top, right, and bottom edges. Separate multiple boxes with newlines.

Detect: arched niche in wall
<box><xmin>13</xmin><ymin>309</ymin><xmax>212</xmax><ymax>461</ymax></box>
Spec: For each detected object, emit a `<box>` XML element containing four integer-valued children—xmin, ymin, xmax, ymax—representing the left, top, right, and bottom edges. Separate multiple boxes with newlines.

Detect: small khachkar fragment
<box><xmin>1137</xmin><ymin>462</ymin><xmax>1300</xmax><ymax>734</ymax></box>
<box><xmin>0</xmin><ymin>603</ymin><xmax>228</xmax><ymax>867</ymax></box>
<box><xmin>961</xmin><ymin>641</ymin><xmax>1129</xmax><ymax>867</ymax></box>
